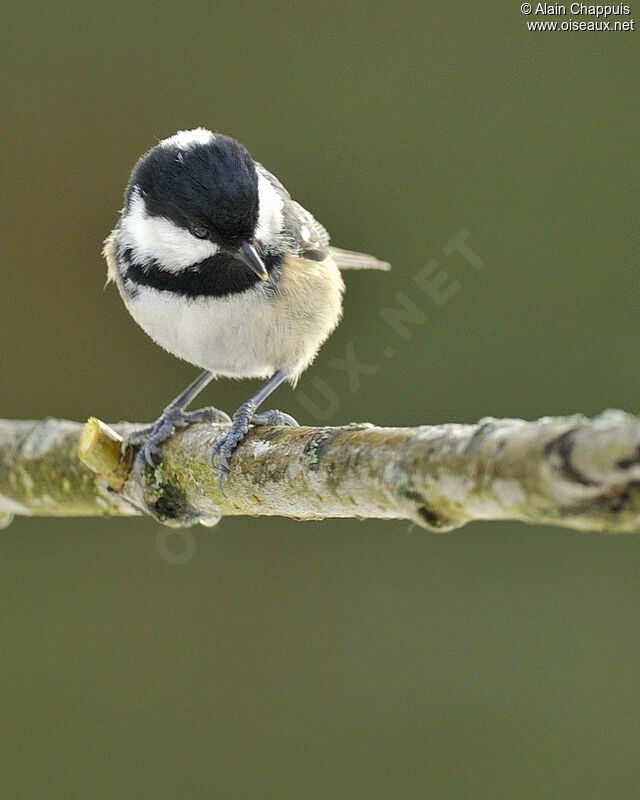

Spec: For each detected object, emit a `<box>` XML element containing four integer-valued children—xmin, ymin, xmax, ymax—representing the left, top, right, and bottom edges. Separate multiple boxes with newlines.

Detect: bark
<box><xmin>0</xmin><ymin>411</ymin><xmax>638</xmax><ymax>532</ymax></box>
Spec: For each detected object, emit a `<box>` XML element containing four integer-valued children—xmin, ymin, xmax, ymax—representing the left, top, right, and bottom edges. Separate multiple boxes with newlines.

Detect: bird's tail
<box><xmin>328</xmin><ymin>246</ymin><xmax>391</xmax><ymax>271</ymax></box>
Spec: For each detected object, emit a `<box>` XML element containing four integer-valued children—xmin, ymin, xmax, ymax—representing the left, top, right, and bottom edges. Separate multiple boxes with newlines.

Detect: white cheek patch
<box><xmin>120</xmin><ymin>190</ymin><xmax>219</xmax><ymax>271</ymax></box>
<box><xmin>160</xmin><ymin>127</ymin><xmax>215</xmax><ymax>150</ymax></box>
<box><xmin>255</xmin><ymin>172</ymin><xmax>283</xmax><ymax>247</ymax></box>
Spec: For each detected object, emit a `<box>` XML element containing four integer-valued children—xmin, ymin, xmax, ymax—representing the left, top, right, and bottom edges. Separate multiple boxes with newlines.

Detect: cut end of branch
<box><xmin>77</xmin><ymin>417</ymin><xmax>129</xmax><ymax>491</ymax></box>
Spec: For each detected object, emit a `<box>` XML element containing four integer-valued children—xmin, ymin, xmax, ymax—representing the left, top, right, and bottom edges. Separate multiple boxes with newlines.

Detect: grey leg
<box><xmin>123</xmin><ymin>370</ymin><xmax>231</xmax><ymax>475</ymax></box>
<box><xmin>212</xmin><ymin>370</ymin><xmax>298</xmax><ymax>494</ymax></box>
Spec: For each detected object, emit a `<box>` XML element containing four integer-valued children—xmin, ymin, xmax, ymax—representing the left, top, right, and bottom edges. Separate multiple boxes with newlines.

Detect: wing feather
<box><xmin>328</xmin><ymin>246</ymin><xmax>391</xmax><ymax>271</ymax></box>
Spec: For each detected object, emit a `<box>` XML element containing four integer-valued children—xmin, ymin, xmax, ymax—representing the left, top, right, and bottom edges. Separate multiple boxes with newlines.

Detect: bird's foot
<box><xmin>212</xmin><ymin>405</ymin><xmax>298</xmax><ymax>495</ymax></box>
<box><xmin>123</xmin><ymin>405</ymin><xmax>231</xmax><ymax>479</ymax></box>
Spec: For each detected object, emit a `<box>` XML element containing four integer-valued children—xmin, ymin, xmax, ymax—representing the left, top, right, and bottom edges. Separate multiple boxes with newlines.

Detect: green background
<box><xmin>1</xmin><ymin>1</ymin><xmax>638</xmax><ymax>797</ymax></box>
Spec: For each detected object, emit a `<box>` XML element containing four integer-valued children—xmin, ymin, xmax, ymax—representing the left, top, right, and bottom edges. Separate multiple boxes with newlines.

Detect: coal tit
<box><xmin>104</xmin><ymin>128</ymin><xmax>389</xmax><ymax>491</ymax></box>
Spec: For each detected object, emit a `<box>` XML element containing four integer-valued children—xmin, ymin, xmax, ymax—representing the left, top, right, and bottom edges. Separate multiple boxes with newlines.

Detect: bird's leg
<box><xmin>123</xmin><ymin>370</ymin><xmax>231</xmax><ymax>476</ymax></box>
<box><xmin>212</xmin><ymin>370</ymin><xmax>298</xmax><ymax>494</ymax></box>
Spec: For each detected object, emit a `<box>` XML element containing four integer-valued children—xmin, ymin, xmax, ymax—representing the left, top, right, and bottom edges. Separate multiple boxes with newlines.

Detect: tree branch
<box><xmin>0</xmin><ymin>411</ymin><xmax>639</xmax><ymax>532</ymax></box>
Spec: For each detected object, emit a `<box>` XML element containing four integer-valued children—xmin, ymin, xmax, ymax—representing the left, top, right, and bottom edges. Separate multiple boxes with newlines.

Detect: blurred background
<box><xmin>1</xmin><ymin>1</ymin><xmax>638</xmax><ymax>797</ymax></box>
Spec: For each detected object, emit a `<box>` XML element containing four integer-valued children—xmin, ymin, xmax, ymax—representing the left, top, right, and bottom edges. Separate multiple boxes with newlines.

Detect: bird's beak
<box><xmin>235</xmin><ymin>241</ymin><xmax>269</xmax><ymax>281</ymax></box>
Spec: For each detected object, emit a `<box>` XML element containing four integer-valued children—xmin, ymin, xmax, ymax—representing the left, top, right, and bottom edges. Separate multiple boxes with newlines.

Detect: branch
<box><xmin>0</xmin><ymin>411</ymin><xmax>639</xmax><ymax>532</ymax></box>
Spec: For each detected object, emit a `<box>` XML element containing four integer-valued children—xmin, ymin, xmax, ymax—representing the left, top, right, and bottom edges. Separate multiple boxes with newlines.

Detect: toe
<box><xmin>217</xmin><ymin>456</ymin><xmax>230</xmax><ymax>497</ymax></box>
<box><xmin>207</xmin><ymin>408</ymin><xmax>232</xmax><ymax>424</ymax></box>
<box><xmin>252</xmin><ymin>410</ymin><xmax>298</xmax><ymax>427</ymax></box>
<box><xmin>133</xmin><ymin>449</ymin><xmax>148</xmax><ymax>482</ymax></box>
<box><xmin>217</xmin><ymin>470</ymin><xmax>226</xmax><ymax>497</ymax></box>
<box><xmin>121</xmin><ymin>426</ymin><xmax>152</xmax><ymax>455</ymax></box>
<box><xmin>183</xmin><ymin>407</ymin><xmax>232</xmax><ymax>426</ymax></box>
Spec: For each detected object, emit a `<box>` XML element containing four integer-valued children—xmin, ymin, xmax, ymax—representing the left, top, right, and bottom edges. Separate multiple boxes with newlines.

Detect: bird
<box><xmin>104</xmin><ymin>127</ymin><xmax>390</xmax><ymax>492</ymax></box>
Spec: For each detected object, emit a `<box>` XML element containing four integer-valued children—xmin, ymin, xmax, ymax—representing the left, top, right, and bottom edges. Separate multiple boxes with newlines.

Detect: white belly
<box><xmin>119</xmin><ymin>256</ymin><xmax>344</xmax><ymax>381</ymax></box>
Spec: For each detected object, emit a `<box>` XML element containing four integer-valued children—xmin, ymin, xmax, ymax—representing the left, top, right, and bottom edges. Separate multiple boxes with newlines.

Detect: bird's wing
<box><xmin>256</xmin><ymin>163</ymin><xmax>389</xmax><ymax>269</ymax></box>
<box><xmin>289</xmin><ymin>199</ymin><xmax>331</xmax><ymax>258</ymax></box>
<box><xmin>256</xmin><ymin>164</ymin><xmax>329</xmax><ymax>260</ymax></box>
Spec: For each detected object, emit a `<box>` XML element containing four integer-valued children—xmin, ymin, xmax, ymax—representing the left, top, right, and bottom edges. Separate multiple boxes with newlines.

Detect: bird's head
<box><xmin>119</xmin><ymin>128</ymin><xmax>278</xmax><ymax>279</ymax></box>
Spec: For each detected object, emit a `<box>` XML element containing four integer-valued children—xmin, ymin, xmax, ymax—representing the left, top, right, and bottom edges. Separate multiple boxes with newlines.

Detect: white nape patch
<box><xmin>120</xmin><ymin>189</ymin><xmax>219</xmax><ymax>271</ymax></box>
<box><xmin>160</xmin><ymin>127</ymin><xmax>215</xmax><ymax>150</ymax></box>
<box><xmin>255</xmin><ymin>172</ymin><xmax>283</xmax><ymax>247</ymax></box>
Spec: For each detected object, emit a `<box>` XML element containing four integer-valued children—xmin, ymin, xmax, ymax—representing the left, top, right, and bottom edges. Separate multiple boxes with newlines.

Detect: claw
<box><xmin>144</xmin><ymin>441</ymin><xmax>157</xmax><ymax>468</ymax></box>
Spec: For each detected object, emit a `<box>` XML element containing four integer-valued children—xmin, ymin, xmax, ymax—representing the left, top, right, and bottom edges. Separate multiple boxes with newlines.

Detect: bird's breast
<box><xmin>116</xmin><ymin>252</ymin><xmax>344</xmax><ymax>380</ymax></box>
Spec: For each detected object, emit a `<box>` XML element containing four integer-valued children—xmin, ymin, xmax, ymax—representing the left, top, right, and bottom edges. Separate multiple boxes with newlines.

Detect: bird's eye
<box><xmin>190</xmin><ymin>224</ymin><xmax>209</xmax><ymax>239</ymax></box>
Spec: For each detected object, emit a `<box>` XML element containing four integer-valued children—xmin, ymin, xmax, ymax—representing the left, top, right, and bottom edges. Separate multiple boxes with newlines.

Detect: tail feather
<box><xmin>328</xmin><ymin>246</ymin><xmax>391</xmax><ymax>271</ymax></box>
